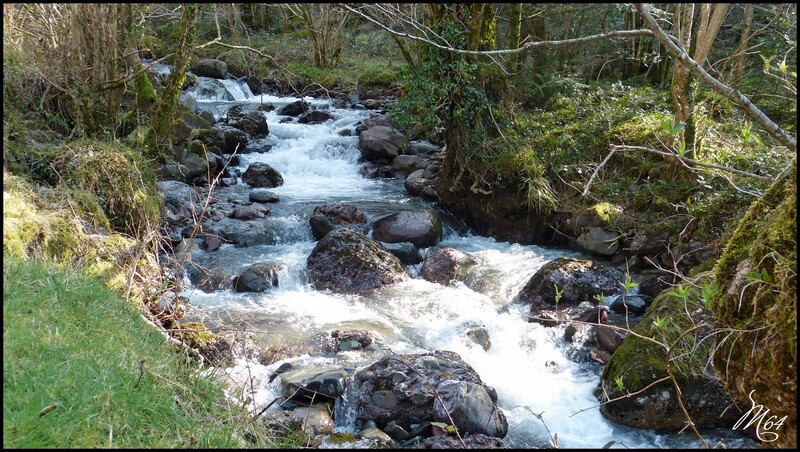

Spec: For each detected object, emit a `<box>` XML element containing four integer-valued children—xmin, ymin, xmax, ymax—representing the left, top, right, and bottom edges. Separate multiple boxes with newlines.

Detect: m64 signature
<box><xmin>732</xmin><ymin>390</ymin><xmax>788</xmax><ymax>443</ymax></box>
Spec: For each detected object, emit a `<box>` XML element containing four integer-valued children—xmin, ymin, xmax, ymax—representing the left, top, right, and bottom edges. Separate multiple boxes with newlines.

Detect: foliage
<box><xmin>50</xmin><ymin>140</ymin><xmax>161</xmax><ymax>239</ymax></box>
<box><xmin>3</xmin><ymin>257</ymin><xmax>302</xmax><ymax>448</ymax></box>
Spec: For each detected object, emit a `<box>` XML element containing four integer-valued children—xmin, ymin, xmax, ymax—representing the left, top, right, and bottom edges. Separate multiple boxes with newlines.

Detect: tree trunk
<box><xmin>506</xmin><ymin>3</ymin><xmax>522</xmax><ymax>73</ymax></box>
<box><xmin>729</xmin><ymin>3</ymin><xmax>754</xmax><ymax>90</ymax></box>
<box><xmin>147</xmin><ymin>3</ymin><xmax>198</xmax><ymax>160</ymax></box>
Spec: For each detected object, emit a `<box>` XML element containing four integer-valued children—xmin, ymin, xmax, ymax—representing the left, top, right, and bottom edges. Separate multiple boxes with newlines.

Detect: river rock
<box><xmin>242</xmin><ymin>162</ymin><xmax>284</xmax><ymax>188</ymax></box>
<box><xmin>288</xmin><ymin>405</ymin><xmax>334</xmax><ymax>435</ymax></box>
<box><xmin>280</xmin><ymin>367</ymin><xmax>349</xmax><ymax>404</ymax></box>
<box><xmin>608</xmin><ymin>294</ymin><xmax>649</xmax><ymax>314</ymax></box>
<box><xmin>234</xmin><ymin>262</ymin><xmax>281</xmax><ymax>293</ymax></box>
<box><xmin>249</xmin><ymin>189</ymin><xmax>280</xmax><ymax>203</ymax></box>
<box><xmin>390</xmin><ymin>154</ymin><xmax>424</xmax><ymax>175</ymax></box>
<box><xmin>372</xmin><ymin>210</ymin><xmax>442</xmax><ymax>249</ymax></box>
<box><xmin>514</xmin><ymin>257</ymin><xmax>626</xmax><ymax>310</ymax></box>
<box><xmin>158</xmin><ymin>180</ymin><xmax>202</xmax><ymax>220</ymax></box>
<box><xmin>190</xmin><ymin>58</ymin><xmax>227</xmax><ymax>79</ymax></box>
<box><xmin>207</xmin><ymin>218</ymin><xmax>276</xmax><ymax>247</ymax></box>
<box><xmin>306</xmin><ymin>229</ymin><xmax>408</xmax><ymax>293</ymax></box>
<box><xmin>309</xmin><ymin>214</ymin><xmax>336</xmax><ymax>240</ymax></box>
<box><xmin>228</xmin><ymin>110</ymin><xmax>268</xmax><ymax>138</ymax></box>
<box><xmin>195</xmin><ymin>267</ymin><xmax>234</xmax><ymax>293</ymax></box>
<box><xmin>298</xmin><ymin>110</ymin><xmax>334</xmax><ymax>124</ymax></box>
<box><xmin>433</xmin><ymin>379</ymin><xmax>508</xmax><ymax>438</ymax></box>
<box><xmin>358</xmin><ymin>126</ymin><xmax>408</xmax><ymax>161</ymax></box>
<box><xmin>421</xmin><ymin>247</ymin><xmax>476</xmax><ymax>285</ymax></box>
<box><xmin>575</xmin><ymin>227</ymin><xmax>620</xmax><ymax>256</ymax></box>
<box><xmin>214</xmin><ymin>124</ymin><xmax>249</xmax><ymax>153</ymax></box>
<box><xmin>404</xmin><ymin>169</ymin><xmax>438</xmax><ymax>201</ymax></box>
<box><xmin>231</xmin><ymin>202</ymin><xmax>270</xmax><ymax>220</ymax></box>
<box><xmin>352</xmin><ymin>350</ymin><xmax>506</xmax><ymax>440</ymax></box>
<box><xmin>313</xmin><ymin>203</ymin><xmax>366</xmax><ymax>226</ymax></box>
<box><xmin>279</xmin><ymin>99</ymin><xmax>311</xmax><ymax>116</ymax></box>
<box><xmin>380</xmin><ymin>242</ymin><xmax>423</xmax><ymax>265</ymax></box>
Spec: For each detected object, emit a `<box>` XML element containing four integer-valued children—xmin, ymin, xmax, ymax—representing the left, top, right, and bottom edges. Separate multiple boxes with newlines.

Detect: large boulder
<box><xmin>596</xmin><ymin>286</ymin><xmax>740</xmax><ymax>431</ymax></box>
<box><xmin>352</xmin><ymin>351</ymin><xmax>507</xmax><ymax>439</ymax></box>
<box><xmin>372</xmin><ymin>210</ymin><xmax>442</xmax><ymax>249</ymax></box>
<box><xmin>306</xmin><ymin>229</ymin><xmax>407</xmax><ymax>293</ymax></box>
<box><xmin>242</xmin><ymin>162</ymin><xmax>284</xmax><ymax>188</ymax></box>
<box><xmin>298</xmin><ymin>110</ymin><xmax>334</xmax><ymax>124</ymax></box>
<box><xmin>710</xmin><ymin>160</ymin><xmax>796</xmax><ymax>448</ymax></box>
<box><xmin>207</xmin><ymin>218</ymin><xmax>276</xmax><ymax>247</ymax></box>
<box><xmin>191</xmin><ymin>58</ymin><xmax>227</xmax><ymax>79</ymax></box>
<box><xmin>513</xmin><ymin>257</ymin><xmax>625</xmax><ymax>310</ymax></box>
<box><xmin>358</xmin><ymin>126</ymin><xmax>408</xmax><ymax>161</ymax></box>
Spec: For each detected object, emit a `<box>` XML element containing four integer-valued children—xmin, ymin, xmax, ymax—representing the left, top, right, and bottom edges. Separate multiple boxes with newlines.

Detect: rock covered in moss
<box><xmin>595</xmin><ymin>285</ymin><xmax>739</xmax><ymax>431</ymax></box>
<box><xmin>710</xmin><ymin>159</ymin><xmax>796</xmax><ymax>448</ymax></box>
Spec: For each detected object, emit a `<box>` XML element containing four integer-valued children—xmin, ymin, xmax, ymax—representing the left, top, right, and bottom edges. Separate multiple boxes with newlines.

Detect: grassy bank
<box><xmin>2</xmin><ymin>256</ymin><xmax>300</xmax><ymax>448</ymax></box>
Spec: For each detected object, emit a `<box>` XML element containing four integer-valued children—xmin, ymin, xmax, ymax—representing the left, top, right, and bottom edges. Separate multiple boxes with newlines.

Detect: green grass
<box><xmin>3</xmin><ymin>256</ymin><xmax>301</xmax><ymax>448</ymax></box>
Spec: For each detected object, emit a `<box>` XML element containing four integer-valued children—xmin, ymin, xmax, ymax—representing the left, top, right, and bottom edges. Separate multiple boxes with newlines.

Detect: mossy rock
<box><xmin>179</xmin><ymin>321</ymin><xmax>216</xmax><ymax>349</ymax></box>
<box><xmin>710</xmin><ymin>158</ymin><xmax>796</xmax><ymax>448</ymax></box>
<box><xmin>596</xmin><ymin>278</ymin><xmax>739</xmax><ymax>430</ymax></box>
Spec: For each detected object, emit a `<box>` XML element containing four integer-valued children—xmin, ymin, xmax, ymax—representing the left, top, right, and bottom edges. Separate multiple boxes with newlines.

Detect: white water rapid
<box><xmin>177</xmin><ymin>74</ymin><xmax>752</xmax><ymax>449</ymax></box>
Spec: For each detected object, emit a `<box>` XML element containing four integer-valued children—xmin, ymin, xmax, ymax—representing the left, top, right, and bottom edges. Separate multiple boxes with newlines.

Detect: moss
<box><xmin>328</xmin><ymin>433</ymin><xmax>359</xmax><ymax>444</ymax></box>
<box><xmin>710</xmin><ymin>158</ymin><xmax>796</xmax><ymax>448</ymax></box>
<box><xmin>600</xmin><ymin>283</ymin><xmax>712</xmax><ymax>396</ymax></box>
<box><xmin>135</xmin><ymin>66</ymin><xmax>157</xmax><ymax>108</ymax></box>
<box><xmin>179</xmin><ymin>321</ymin><xmax>216</xmax><ymax>349</ymax></box>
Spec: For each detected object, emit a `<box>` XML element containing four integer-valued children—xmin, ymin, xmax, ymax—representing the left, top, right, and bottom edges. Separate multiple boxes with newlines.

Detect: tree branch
<box><xmin>634</xmin><ymin>3</ymin><xmax>796</xmax><ymax>153</ymax></box>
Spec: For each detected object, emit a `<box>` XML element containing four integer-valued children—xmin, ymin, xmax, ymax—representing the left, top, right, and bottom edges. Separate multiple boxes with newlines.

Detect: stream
<box><xmin>168</xmin><ymin>67</ymin><xmax>753</xmax><ymax>449</ymax></box>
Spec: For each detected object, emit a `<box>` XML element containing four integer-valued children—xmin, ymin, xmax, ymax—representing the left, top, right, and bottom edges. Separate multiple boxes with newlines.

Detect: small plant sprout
<box><xmin>700</xmin><ymin>282</ymin><xmax>718</xmax><ymax>308</ymax></box>
<box><xmin>554</xmin><ymin>284</ymin><xmax>564</xmax><ymax>310</ymax></box>
<box><xmin>652</xmin><ymin>316</ymin><xmax>668</xmax><ymax>330</ymax></box>
<box><xmin>666</xmin><ymin>284</ymin><xmax>691</xmax><ymax>302</ymax></box>
<box><xmin>621</xmin><ymin>273</ymin><xmax>639</xmax><ymax>292</ymax></box>
<box><xmin>594</xmin><ymin>293</ymin><xmax>606</xmax><ymax>304</ymax></box>
<box><xmin>615</xmin><ymin>376</ymin><xmax>625</xmax><ymax>393</ymax></box>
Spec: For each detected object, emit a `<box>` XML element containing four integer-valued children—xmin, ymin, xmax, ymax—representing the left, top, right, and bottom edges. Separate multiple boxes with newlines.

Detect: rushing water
<box><xmin>176</xmin><ymin>73</ymin><xmax>753</xmax><ymax>449</ymax></box>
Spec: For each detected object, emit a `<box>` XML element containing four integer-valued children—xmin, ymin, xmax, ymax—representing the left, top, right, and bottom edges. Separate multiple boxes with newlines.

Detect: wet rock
<box><xmin>242</xmin><ymin>162</ymin><xmax>284</xmax><ymax>188</ymax></box>
<box><xmin>207</xmin><ymin>218</ymin><xmax>276</xmax><ymax>247</ymax></box>
<box><xmin>358</xmin><ymin>126</ymin><xmax>408</xmax><ymax>162</ymax></box>
<box><xmin>514</xmin><ymin>257</ymin><xmax>626</xmax><ymax>310</ymax></box>
<box><xmin>352</xmin><ymin>350</ymin><xmax>505</xmax><ymax>439</ymax></box>
<box><xmin>372</xmin><ymin>210</ymin><xmax>442</xmax><ymax>249</ymax></box>
<box><xmin>309</xmin><ymin>214</ymin><xmax>336</xmax><ymax>241</ymax></box>
<box><xmin>195</xmin><ymin>267</ymin><xmax>234</xmax><ymax>293</ymax></box>
<box><xmin>529</xmin><ymin>309</ymin><xmax>569</xmax><ymax>327</ymax></box>
<box><xmin>390</xmin><ymin>154</ymin><xmax>424</xmax><ymax>175</ymax></box>
<box><xmin>298</xmin><ymin>110</ymin><xmax>334</xmax><ymax>124</ymax></box>
<box><xmin>466</xmin><ymin>325</ymin><xmax>491</xmax><ymax>351</ymax></box>
<box><xmin>608</xmin><ymin>294</ymin><xmax>649</xmax><ymax>315</ymax></box>
<box><xmin>306</xmin><ymin>229</ymin><xmax>408</xmax><ymax>293</ymax></box>
<box><xmin>404</xmin><ymin>168</ymin><xmax>438</xmax><ymax>201</ymax></box>
<box><xmin>595</xmin><ymin>325</ymin><xmax>624</xmax><ymax>353</ymax></box>
<box><xmin>215</xmin><ymin>124</ymin><xmax>249</xmax><ymax>153</ymax></box>
<box><xmin>381</xmin><ymin>242</ymin><xmax>423</xmax><ymax>265</ymax></box>
<box><xmin>288</xmin><ymin>405</ymin><xmax>334</xmax><ymax>435</ymax></box>
<box><xmin>313</xmin><ymin>203</ymin><xmax>366</xmax><ymax>226</ymax></box>
<box><xmin>279</xmin><ymin>99</ymin><xmax>311</xmax><ymax>116</ymax></box>
<box><xmin>228</xmin><ymin>111</ymin><xmax>268</xmax><ymax>138</ymax></box>
<box><xmin>190</xmin><ymin>58</ymin><xmax>227</xmax><ymax>79</ymax></box>
<box><xmin>406</xmin><ymin>433</ymin><xmax>505</xmax><ymax>448</ymax></box>
<box><xmin>231</xmin><ymin>202</ymin><xmax>271</xmax><ymax>220</ymax></box>
<box><xmin>433</xmin><ymin>380</ymin><xmax>508</xmax><ymax>438</ymax></box>
<box><xmin>234</xmin><ymin>262</ymin><xmax>281</xmax><ymax>293</ymax></box>
<box><xmin>421</xmin><ymin>247</ymin><xmax>476</xmax><ymax>285</ymax></box>
<box><xmin>249</xmin><ymin>189</ymin><xmax>280</xmax><ymax>204</ymax></box>
<box><xmin>280</xmin><ymin>368</ymin><xmax>349</xmax><ymax>404</ymax></box>
<box><xmin>200</xmin><ymin>235</ymin><xmax>222</xmax><ymax>251</ymax></box>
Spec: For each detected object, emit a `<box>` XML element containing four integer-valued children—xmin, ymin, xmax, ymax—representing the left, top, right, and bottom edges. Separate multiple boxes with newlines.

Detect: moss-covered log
<box><xmin>711</xmin><ymin>158</ymin><xmax>796</xmax><ymax>448</ymax></box>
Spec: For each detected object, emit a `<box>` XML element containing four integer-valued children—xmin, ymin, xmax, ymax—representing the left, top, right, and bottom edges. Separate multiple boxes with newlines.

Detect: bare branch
<box><xmin>634</xmin><ymin>3</ymin><xmax>796</xmax><ymax>153</ymax></box>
